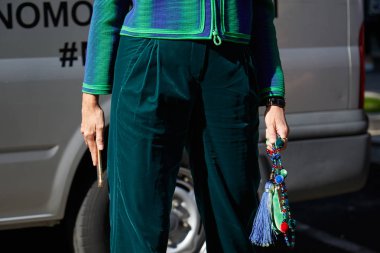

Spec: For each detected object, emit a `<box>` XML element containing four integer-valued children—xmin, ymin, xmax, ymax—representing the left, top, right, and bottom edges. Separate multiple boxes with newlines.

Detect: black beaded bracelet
<box><xmin>265</xmin><ymin>96</ymin><xmax>286</xmax><ymax>108</ymax></box>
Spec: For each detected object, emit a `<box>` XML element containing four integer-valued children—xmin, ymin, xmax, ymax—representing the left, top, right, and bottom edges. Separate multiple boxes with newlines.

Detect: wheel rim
<box><xmin>167</xmin><ymin>167</ymin><xmax>206</xmax><ymax>253</ymax></box>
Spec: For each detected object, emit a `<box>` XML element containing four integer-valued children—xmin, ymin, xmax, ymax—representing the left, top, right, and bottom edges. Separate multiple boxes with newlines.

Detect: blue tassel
<box><xmin>249</xmin><ymin>181</ymin><xmax>277</xmax><ymax>247</ymax></box>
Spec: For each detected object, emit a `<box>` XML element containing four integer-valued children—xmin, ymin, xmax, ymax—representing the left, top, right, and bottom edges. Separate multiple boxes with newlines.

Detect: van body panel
<box><xmin>275</xmin><ymin>0</ymin><xmax>363</xmax><ymax>111</ymax></box>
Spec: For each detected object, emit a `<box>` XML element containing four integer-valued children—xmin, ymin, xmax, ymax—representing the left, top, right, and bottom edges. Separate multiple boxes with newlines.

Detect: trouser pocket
<box><xmin>114</xmin><ymin>35</ymin><xmax>153</xmax><ymax>93</ymax></box>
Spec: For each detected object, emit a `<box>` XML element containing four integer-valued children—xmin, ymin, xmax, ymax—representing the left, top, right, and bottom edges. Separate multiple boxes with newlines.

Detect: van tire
<box><xmin>73</xmin><ymin>167</ymin><xmax>206</xmax><ymax>253</ymax></box>
<box><xmin>73</xmin><ymin>171</ymin><xmax>110</xmax><ymax>253</ymax></box>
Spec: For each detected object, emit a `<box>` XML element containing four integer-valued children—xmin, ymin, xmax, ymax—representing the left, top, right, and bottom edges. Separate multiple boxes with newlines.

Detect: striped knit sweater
<box><xmin>82</xmin><ymin>0</ymin><xmax>285</xmax><ymax>102</ymax></box>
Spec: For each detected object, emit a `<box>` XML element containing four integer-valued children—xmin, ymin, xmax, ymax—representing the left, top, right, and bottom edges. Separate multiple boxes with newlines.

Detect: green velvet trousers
<box><xmin>107</xmin><ymin>35</ymin><xmax>261</xmax><ymax>253</ymax></box>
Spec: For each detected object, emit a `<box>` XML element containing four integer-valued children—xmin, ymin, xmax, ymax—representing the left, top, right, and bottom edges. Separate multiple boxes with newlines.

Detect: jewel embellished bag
<box><xmin>249</xmin><ymin>136</ymin><xmax>296</xmax><ymax>248</ymax></box>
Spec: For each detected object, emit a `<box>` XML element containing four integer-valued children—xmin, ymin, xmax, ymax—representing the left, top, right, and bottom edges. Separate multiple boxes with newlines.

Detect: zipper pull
<box><xmin>212</xmin><ymin>29</ymin><xmax>222</xmax><ymax>46</ymax></box>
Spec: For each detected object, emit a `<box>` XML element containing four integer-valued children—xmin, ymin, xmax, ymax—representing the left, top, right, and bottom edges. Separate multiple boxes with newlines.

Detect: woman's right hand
<box><xmin>81</xmin><ymin>93</ymin><xmax>105</xmax><ymax>166</ymax></box>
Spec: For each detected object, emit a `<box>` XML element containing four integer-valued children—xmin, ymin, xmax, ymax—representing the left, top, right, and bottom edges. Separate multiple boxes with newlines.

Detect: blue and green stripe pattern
<box><xmin>82</xmin><ymin>0</ymin><xmax>285</xmax><ymax>101</ymax></box>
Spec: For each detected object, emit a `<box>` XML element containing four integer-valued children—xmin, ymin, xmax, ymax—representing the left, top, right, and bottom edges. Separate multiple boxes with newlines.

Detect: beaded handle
<box><xmin>266</xmin><ymin>136</ymin><xmax>296</xmax><ymax>248</ymax></box>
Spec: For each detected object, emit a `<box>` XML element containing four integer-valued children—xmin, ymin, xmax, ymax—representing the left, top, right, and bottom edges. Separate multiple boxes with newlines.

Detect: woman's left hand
<box><xmin>264</xmin><ymin>105</ymin><xmax>289</xmax><ymax>150</ymax></box>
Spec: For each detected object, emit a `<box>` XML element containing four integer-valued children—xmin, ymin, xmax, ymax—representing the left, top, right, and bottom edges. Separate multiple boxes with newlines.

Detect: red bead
<box><xmin>280</xmin><ymin>222</ymin><xmax>289</xmax><ymax>233</ymax></box>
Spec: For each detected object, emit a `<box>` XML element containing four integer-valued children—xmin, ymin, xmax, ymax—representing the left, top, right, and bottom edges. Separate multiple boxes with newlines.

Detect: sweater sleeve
<box><xmin>250</xmin><ymin>0</ymin><xmax>285</xmax><ymax>105</ymax></box>
<box><xmin>82</xmin><ymin>0</ymin><xmax>131</xmax><ymax>95</ymax></box>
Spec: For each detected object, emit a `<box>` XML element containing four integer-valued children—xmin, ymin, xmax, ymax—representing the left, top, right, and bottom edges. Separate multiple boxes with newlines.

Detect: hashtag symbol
<box><xmin>59</xmin><ymin>42</ymin><xmax>78</xmax><ymax>67</ymax></box>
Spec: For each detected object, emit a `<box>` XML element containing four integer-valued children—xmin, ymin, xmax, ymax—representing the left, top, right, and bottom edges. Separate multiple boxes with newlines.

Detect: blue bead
<box><xmin>275</xmin><ymin>175</ymin><xmax>284</xmax><ymax>184</ymax></box>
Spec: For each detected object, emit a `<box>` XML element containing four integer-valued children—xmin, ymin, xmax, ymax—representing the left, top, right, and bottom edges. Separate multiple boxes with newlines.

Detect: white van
<box><xmin>0</xmin><ymin>1</ymin><xmax>370</xmax><ymax>252</ymax></box>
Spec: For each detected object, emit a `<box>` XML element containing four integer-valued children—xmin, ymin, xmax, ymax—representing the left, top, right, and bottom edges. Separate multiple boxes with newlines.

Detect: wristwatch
<box><xmin>264</xmin><ymin>96</ymin><xmax>286</xmax><ymax>108</ymax></box>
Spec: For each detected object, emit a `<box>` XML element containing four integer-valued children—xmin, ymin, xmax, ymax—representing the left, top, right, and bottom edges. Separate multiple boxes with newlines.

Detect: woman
<box><xmin>81</xmin><ymin>0</ymin><xmax>289</xmax><ymax>252</ymax></box>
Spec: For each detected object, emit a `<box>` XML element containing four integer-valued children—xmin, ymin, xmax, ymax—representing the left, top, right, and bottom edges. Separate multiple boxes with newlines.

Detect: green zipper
<box><xmin>211</xmin><ymin>0</ymin><xmax>222</xmax><ymax>46</ymax></box>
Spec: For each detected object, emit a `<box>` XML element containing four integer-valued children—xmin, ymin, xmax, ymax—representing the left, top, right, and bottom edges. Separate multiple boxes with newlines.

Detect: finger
<box><xmin>279</xmin><ymin>137</ymin><xmax>288</xmax><ymax>151</ymax></box>
<box><xmin>277</xmin><ymin>135</ymin><xmax>288</xmax><ymax>150</ymax></box>
<box><xmin>96</xmin><ymin>124</ymin><xmax>104</xmax><ymax>151</ymax></box>
<box><xmin>277</xmin><ymin>123</ymin><xmax>289</xmax><ymax>151</ymax></box>
<box><xmin>84</xmin><ymin>131</ymin><xmax>97</xmax><ymax>166</ymax></box>
<box><xmin>88</xmin><ymin>140</ymin><xmax>98</xmax><ymax>166</ymax></box>
<box><xmin>266</xmin><ymin>127</ymin><xmax>277</xmax><ymax>150</ymax></box>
